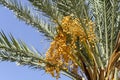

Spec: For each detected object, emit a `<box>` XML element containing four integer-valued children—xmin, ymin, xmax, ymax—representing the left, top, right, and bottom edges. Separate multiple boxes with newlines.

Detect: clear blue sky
<box><xmin>0</xmin><ymin>3</ymin><xmax>71</xmax><ymax>80</ymax></box>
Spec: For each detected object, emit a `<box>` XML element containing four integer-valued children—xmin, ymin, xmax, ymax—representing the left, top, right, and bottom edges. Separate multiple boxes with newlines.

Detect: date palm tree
<box><xmin>0</xmin><ymin>0</ymin><xmax>120</xmax><ymax>80</ymax></box>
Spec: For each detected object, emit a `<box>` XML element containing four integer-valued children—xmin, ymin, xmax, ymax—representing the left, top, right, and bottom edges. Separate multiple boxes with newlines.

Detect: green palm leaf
<box><xmin>0</xmin><ymin>0</ymin><xmax>56</xmax><ymax>39</ymax></box>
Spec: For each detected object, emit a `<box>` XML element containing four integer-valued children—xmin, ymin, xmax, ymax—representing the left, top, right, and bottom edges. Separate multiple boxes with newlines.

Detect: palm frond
<box><xmin>29</xmin><ymin>0</ymin><xmax>63</xmax><ymax>23</ymax></box>
<box><xmin>52</xmin><ymin>0</ymin><xmax>89</xmax><ymax>19</ymax></box>
<box><xmin>106</xmin><ymin>31</ymin><xmax>120</xmax><ymax>79</ymax></box>
<box><xmin>0</xmin><ymin>31</ymin><xmax>45</xmax><ymax>69</ymax></box>
<box><xmin>102</xmin><ymin>0</ymin><xmax>120</xmax><ymax>57</ymax></box>
<box><xmin>89</xmin><ymin>0</ymin><xmax>120</xmax><ymax>65</ymax></box>
<box><xmin>52</xmin><ymin>0</ymin><xmax>73</xmax><ymax>16</ymax></box>
<box><xmin>0</xmin><ymin>0</ymin><xmax>56</xmax><ymax>39</ymax></box>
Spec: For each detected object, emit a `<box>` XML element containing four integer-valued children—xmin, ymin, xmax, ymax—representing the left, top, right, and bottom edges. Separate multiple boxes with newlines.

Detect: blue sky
<box><xmin>0</xmin><ymin>3</ymin><xmax>71</xmax><ymax>80</ymax></box>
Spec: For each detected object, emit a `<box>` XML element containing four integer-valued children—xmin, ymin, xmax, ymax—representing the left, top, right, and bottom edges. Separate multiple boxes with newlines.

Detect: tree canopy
<box><xmin>0</xmin><ymin>0</ymin><xmax>120</xmax><ymax>80</ymax></box>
